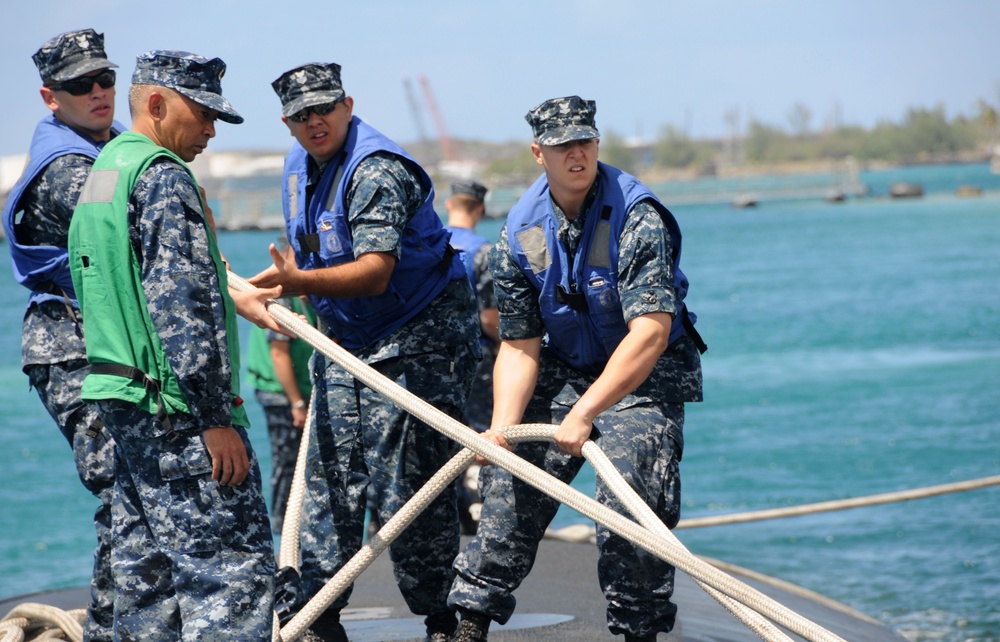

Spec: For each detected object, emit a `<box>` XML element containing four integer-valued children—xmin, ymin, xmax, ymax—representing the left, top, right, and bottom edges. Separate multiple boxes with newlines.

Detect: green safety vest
<box><xmin>69</xmin><ymin>131</ymin><xmax>248</xmax><ymax>427</ymax></box>
<box><xmin>246</xmin><ymin>297</ymin><xmax>316</xmax><ymax>396</ymax></box>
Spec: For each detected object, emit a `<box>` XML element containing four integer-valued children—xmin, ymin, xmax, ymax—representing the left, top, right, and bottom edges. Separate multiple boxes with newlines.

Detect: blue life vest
<box><xmin>505</xmin><ymin>162</ymin><xmax>696</xmax><ymax>373</ymax></box>
<box><xmin>445</xmin><ymin>225</ymin><xmax>489</xmax><ymax>287</ymax></box>
<box><xmin>2</xmin><ymin>114</ymin><xmax>125</xmax><ymax>308</ymax></box>
<box><xmin>281</xmin><ymin>116</ymin><xmax>464</xmax><ymax>349</ymax></box>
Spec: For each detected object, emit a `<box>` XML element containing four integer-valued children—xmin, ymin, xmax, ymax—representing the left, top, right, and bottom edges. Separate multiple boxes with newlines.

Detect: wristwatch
<box><xmin>291</xmin><ymin>400</ymin><xmax>307</xmax><ymax>410</ymax></box>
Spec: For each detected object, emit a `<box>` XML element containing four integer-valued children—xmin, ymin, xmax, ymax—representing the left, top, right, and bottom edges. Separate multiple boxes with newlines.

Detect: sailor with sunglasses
<box><xmin>1</xmin><ymin>28</ymin><xmax>126</xmax><ymax>642</ymax></box>
<box><xmin>251</xmin><ymin>62</ymin><xmax>481</xmax><ymax>642</ymax></box>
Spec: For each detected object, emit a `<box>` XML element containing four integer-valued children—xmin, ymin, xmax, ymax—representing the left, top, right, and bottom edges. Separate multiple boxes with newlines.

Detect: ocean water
<box><xmin>1</xmin><ymin>162</ymin><xmax>998</xmax><ymax>641</ymax></box>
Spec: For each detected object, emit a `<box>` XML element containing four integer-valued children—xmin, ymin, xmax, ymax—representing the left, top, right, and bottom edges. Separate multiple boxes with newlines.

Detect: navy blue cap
<box><xmin>132</xmin><ymin>50</ymin><xmax>243</xmax><ymax>125</ymax></box>
<box><xmin>272</xmin><ymin>63</ymin><xmax>345</xmax><ymax>118</ymax></box>
<box><xmin>525</xmin><ymin>96</ymin><xmax>599</xmax><ymax>145</ymax></box>
<box><xmin>33</xmin><ymin>28</ymin><xmax>118</xmax><ymax>84</ymax></box>
<box><xmin>451</xmin><ymin>180</ymin><xmax>488</xmax><ymax>202</ymax></box>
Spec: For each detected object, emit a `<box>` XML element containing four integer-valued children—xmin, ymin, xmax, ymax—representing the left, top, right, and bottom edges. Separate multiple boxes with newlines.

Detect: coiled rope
<box><xmin>0</xmin><ymin>604</ymin><xmax>84</xmax><ymax>642</ymax></box>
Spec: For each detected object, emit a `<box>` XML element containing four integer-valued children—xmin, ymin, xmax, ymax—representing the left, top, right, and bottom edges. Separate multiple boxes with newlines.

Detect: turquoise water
<box><xmin>1</xmin><ymin>163</ymin><xmax>998</xmax><ymax>640</ymax></box>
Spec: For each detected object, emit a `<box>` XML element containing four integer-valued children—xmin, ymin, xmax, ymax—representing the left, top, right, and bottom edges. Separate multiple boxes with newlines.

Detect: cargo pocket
<box><xmin>158</xmin><ymin>438</ymin><xmax>225</xmax><ymax>554</ymax></box>
<box><xmin>653</xmin><ymin>431</ymin><xmax>683</xmax><ymax>529</ymax></box>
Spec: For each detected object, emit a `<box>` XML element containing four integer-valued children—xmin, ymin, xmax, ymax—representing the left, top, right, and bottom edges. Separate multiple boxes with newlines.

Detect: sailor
<box><xmin>67</xmin><ymin>50</ymin><xmax>276</xmax><ymax>640</ymax></box>
<box><xmin>251</xmin><ymin>62</ymin><xmax>480</xmax><ymax>642</ymax></box>
<box><xmin>444</xmin><ymin>180</ymin><xmax>497</xmax><ymax>535</ymax></box>
<box><xmin>444</xmin><ymin>180</ymin><xmax>498</xmax><ymax>433</ymax></box>
<box><xmin>1</xmin><ymin>28</ymin><xmax>124</xmax><ymax>640</ymax></box>
<box><xmin>448</xmin><ymin>96</ymin><xmax>706</xmax><ymax>642</ymax></box>
<box><xmin>246</xmin><ymin>284</ymin><xmax>317</xmax><ymax>534</ymax></box>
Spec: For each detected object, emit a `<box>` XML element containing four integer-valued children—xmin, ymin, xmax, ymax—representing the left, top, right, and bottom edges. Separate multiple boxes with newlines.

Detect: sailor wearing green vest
<box><xmin>67</xmin><ymin>50</ymin><xmax>276</xmax><ymax>640</ymax></box>
<box><xmin>247</xmin><ymin>293</ymin><xmax>317</xmax><ymax>533</ymax></box>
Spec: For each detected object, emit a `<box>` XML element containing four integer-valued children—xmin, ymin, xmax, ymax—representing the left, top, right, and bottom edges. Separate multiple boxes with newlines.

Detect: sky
<box><xmin>2</xmin><ymin>0</ymin><xmax>998</xmax><ymax>158</ymax></box>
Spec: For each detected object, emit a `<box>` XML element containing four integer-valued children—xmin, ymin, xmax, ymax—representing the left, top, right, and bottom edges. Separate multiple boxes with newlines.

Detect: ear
<box><xmin>342</xmin><ymin>95</ymin><xmax>354</xmax><ymax>118</ymax></box>
<box><xmin>531</xmin><ymin>142</ymin><xmax>544</xmax><ymax>166</ymax></box>
<box><xmin>147</xmin><ymin>91</ymin><xmax>166</xmax><ymax>121</ymax></box>
<box><xmin>40</xmin><ymin>87</ymin><xmax>59</xmax><ymax>114</ymax></box>
<box><xmin>281</xmin><ymin>114</ymin><xmax>294</xmax><ymax>135</ymax></box>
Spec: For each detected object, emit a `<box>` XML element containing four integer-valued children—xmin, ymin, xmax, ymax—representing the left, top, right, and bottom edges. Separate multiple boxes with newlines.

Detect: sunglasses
<box><xmin>50</xmin><ymin>70</ymin><xmax>116</xmax><ymax>96</ymax></box>
<box><xmin>288</xmin><ymin>100</ymin><xmax>342</xmax><ymax>123</ymax></box>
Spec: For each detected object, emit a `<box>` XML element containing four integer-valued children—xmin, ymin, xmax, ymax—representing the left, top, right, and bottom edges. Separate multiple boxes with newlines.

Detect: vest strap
<box><xmin>89</xmin><ymin>362</ymin><xmax>177</xmax><ymax>441</ymax></box>
<box><xmin>439</xmin><ymin>243</ymin><xmax>458</xmax><ymax>274</ymax></box>
<box><xmin>556</xmin><ymin>284</ymin><xmax>589</xmax><ymax>312</ymax></box>
<box><xmin>682</xmin><ymin>310</ymin><xmax>708</xmax><ymax>354</ymax></box>
<box><xmin>298</xmin><ymin>233</ymin><xmax>321</xmax><ymax>254</ymax></box>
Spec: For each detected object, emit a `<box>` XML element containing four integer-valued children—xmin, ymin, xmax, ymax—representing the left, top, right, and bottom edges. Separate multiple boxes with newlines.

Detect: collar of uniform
<box><xmin>552</xmin><ymin>179</ymin><xmax>600</xmax><ymax>251</ymax></box>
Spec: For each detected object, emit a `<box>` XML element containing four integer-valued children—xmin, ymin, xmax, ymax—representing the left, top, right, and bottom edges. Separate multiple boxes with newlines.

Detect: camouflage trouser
<box><xmin>461</xmin><ymin>343</ymin><xmax>495</xmax><ymax>433</ymax></box>
<box><xmin>27</xmin><ymin>359</ymin><xmax>115</xmax><ymax>642</ymax></box>
<box><xmin>449</xmin><ymin>400</ymin><xmax>685</xmax><ymax>639</ymax></box>
<box><xmin>254</xmin><ymin>389</ymin><xmax>302</xmax><ymax>533</ymax></box>
<box><xmin>284</xmin><ymin>344</ymin><xmax>475</xmax><ymax>630</ymax></box>
<box><xmin>95</xmin><ymin>400</ymin><xmax>275</xmax><ymax>642</ymax></box>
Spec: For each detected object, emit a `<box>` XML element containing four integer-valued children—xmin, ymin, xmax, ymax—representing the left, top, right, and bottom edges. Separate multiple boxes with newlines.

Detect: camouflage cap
<box><xmin>451</xmin><ymin>180</ymin><xmax>488</xmax><ymax>203</ymax></box>
<box><xmin>272</xmin><ymin>63</ymin><xmax>345</xmax><ymax>118</ymax></box>
<box><xmin>132</xmin><ymin>50</ymin><xmax>243</xmax><ymax>124</ymax></box>
<box><xmin>525</xmin><ymin>95</ymin><xmax>599</xmax><ymax>146</ymax></box>
<box><xmin>33</xmin><ymin>28</ymin><xmax>118</xmax><ymax>84</ymax></box>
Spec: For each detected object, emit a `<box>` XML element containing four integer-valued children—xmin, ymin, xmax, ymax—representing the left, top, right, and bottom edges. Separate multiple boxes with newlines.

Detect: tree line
<box><xmin>478</xmin><ymin>97</ymin><xmax>1000</xmax><ymax>181</ymax></box>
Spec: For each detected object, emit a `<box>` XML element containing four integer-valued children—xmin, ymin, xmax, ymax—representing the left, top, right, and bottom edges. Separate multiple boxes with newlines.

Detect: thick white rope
<box><xmin>502</xmin><ymin>425</ymin><xmax>794</xmax><ymax>642</ymax></box>
<box><xmin>0</xmin><ymin>604</ymin><xmax>84</xmax><ymax>642</ymax></box>
<box><xmin>676</xmin><ymin>474</ymin><xmax>1000</xmax><ymax>529</ymax></box>
<box><xmin>226</xmin><ymin>273</ymin><xmax>845</xmax><ymax>642</ymax></box>
<box><xmin>280</xmin><ymin>449</ymin><xmax>476</xmax><ymax>641</ymax></box>
<box><xmin>278</xmin><ymin>395</ymin><xmax>314</xmax><ymax>570</ymax></box>
<box><xmin>272</xmin><ymin>395</ymin><xmax>315</xmax><ymax>642</ymax></box>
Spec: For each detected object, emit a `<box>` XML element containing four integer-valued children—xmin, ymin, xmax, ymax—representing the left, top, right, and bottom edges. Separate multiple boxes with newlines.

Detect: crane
<box><xmin>417</xmin><ymin>74</ymin><xmax>456</xmax><ymax>162</ymax></box>
<box><xmin>402</xmin><ymin>75</ymin><xmax>429</xmax><ymax>147</ymax></box>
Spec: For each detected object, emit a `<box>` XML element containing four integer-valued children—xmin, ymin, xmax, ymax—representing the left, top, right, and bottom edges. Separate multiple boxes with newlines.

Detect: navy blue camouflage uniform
<box><xmin>19</xmin><ymin>151</ymin><xmax>117</xmax><ymax>642</ymax></box>
<box><xmin>293</xmin><ymin>152</ymin><xmax>480</xmax><ymax>635</ymax></box>
<box><xmin>449</xmin><ymin>96</ymin><xmax>703</xmax><ymax>640</ymax></box>
<box><xmin>267</xmin><ymin>63</ymin><xmax>480</xmax><ymax>640</ymax></box>
<box><xmin>254</xmin><ymin>385</ymin><xmax>301</xmax><ymax>532</ymax></box>
<box><xmin>71</xmin><ymin>50</ymin><xmax>274</xmax><ymax>641</ymax></box>
<box><xmin>93</xmin><ymin>159</ymin><xmax>276</xmax><ymax>641</ymax></box>
<box><xmin>458</xmin><ymin>241</ymin><xmax>496</xmax><ymax>432</ymax></box>
<box><xmin>249</xmin><ymin>295</ymin><xmax>312</xmax><ymax>533</ymax></box>
<box><xmin>6</xmin><ymin>28</ymin><xmax>122</xmax><ymax>641</ymax></box>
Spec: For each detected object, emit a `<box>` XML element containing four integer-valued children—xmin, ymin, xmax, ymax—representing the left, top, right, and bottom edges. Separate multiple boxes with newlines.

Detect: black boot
<box><xmin>424</xmin><ymin>610</ymin><xmax>458</xmax><ymax>642</ymax></box>
<box><xmin>451</xmin><ymin>610</ymin><xmax>490</xmax><ymax>642</ymax></box>
<box><xmin>304</xmin><ymin>609</ymin><xmax>349</xmax><ymax>642</ymax></box>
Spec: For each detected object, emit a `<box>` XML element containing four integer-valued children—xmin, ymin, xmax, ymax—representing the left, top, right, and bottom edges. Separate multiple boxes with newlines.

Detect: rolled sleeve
<box><xmin>490</xmin><ymin>226</ymin><xmax>544</xmax><ymax>341</ymax></box>
<box><xmin>618</xmin><ymin>199</ymin><xmax>678</xmax><ymax>323</ymax></box>
<box><xmin>344</xmin><ymin>153</ymin><xmax>424</xmax><ymax>258</ymax></box>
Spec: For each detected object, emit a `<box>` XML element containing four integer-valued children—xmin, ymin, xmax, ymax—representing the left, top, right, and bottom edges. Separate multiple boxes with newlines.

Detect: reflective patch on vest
<box><xmin>587</xmin><ymin>220</ymin><xmax>612</xmax><ymax>269</ymax></box>
<box><xmin>516</xmin><ymin>225</ymin><xmax>550</xmax><ymax>274</ymax></box>
<box><xmin>325</xmin><ymin>231</ymin><xmax>342</xmax><ymax>254</ymax></box>
<box><xmin>325</xmin><ymin>161</ymin><xmax>346</xmax><ymax>212</ymax></box>
<box><xmin>288</xmin><ymin>173</ymin><xmax>298</xmax><ymax>219</ymax></box>
<box><xmin>78</xmin><ymin>169</ymin><xmax>119</xmax><ymax>204</ymax></box>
